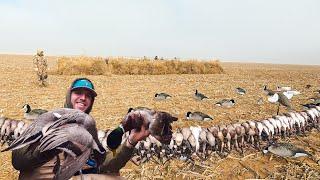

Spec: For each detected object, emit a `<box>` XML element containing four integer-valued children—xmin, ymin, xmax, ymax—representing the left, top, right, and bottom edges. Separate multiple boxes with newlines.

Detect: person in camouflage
<box><xmin>33</xmin><ymin>50</ymin><xmax>48</xmax><ymax>86</ymax></box>
<box><xmin>12</xmin><ymin>78</ymin><xmax>151</xmax><ymax>179</ymax></box>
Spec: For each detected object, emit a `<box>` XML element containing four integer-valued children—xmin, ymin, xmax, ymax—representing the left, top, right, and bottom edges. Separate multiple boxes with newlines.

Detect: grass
<box><xmin>0</xmin><ymin>54</ymin><xmax>319</xmax><ymax>179</ymax></box>
<box><xmin>55</xmin><ymin>56</ymin><xmax>224</xmax><ymax>75</ymax></box>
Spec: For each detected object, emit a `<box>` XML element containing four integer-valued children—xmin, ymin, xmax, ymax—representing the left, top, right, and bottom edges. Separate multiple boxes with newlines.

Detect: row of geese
<box><xmin>124</xmin><ymin>106</ymin><xmax>320</xmax><ymax>164</ymax></box>
<box><xmin>1</xmin><ymin>106</ymin><xmax>320</xmax><ymax>168</ymax></box>
<box><xmin>155</xmin><ymin>89</ymin><xmax>239</xmax><ymax>104</ymax></box>
<box><xmin>157</xmin><ymin>85</ymin><xmax>320</xmax><ymax>120</ymax></box>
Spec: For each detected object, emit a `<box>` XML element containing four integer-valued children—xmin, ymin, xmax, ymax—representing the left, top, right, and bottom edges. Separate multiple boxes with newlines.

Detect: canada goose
<box><xmin>215</xmin><ymin>99</ymin><xmax>235</xmax><ymax>108</ymax></box>
<box><xmin>22</xmin><ymin>104</ymin><xmax>48</xmax><ymax>120</ymax></box>
<box><xmin>283</xmin><ymin>90</ymin><xmax>301</xmax><ymax>98</ymax></box>
<box><xmin>275</xmin><ymin>86</ymin><xmax>301</xmax><ymax>98</ymax></box>
<box><xmin>276</xmin><ymin>86</ymin><xmax>292</xmax><ymax>91</ymax></box>
<box><xmin>263</xmin><ymin>85</ymin><xmax>277</xmax><ymax>95</ymax></box>
<box><xmin>301</xmin><ymin>103</ymin><xmax>320</xmax><ymax>109</ymax></box>
<box><xmin>186</xmin><ymin>111</ymin><xmax>213</xmax><ymax>121</ymax></box>
<box><xmin>236</xmin><ymin>87</ymin><xmax>246</xmax><ymax>95</ymax></box>
<box><xmin>194</xmin><ymin>90</ymin><xmax>208</xmax><ymax>100</ymax></box>
<box><xmin>263</xmin><ymin>141</ymin><xmax>312</xmax><ymax>158</ymax></box>
<box><xmin>309</xmin><ymin>97</ymin><xmax>320</xmax><ymax>104</ymax></box>
<box><xmin>266</xmin><ymin>91</ymin><xmax>293</xmax><ymax>115</ymax></box>
<box><xmin>277</xmin><ymin>92</ymin><xmax>293</xmax><ymax>114</ymax></box>
<box><xmin>2</xmin><ymin>108</ymin><xmax>106</xmax><ymax>180</ymax></box>
<box><xmin>154</xmin><ymin>93</ymin><xmax>172</xmax><ymax>100</ymax></box>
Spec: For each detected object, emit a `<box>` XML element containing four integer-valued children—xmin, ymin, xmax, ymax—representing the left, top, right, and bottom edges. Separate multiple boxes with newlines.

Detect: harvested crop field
<box><xmin>0</xmin><ymin>54</ymin><xmax>319</xmax><ymax>179</ymax></box>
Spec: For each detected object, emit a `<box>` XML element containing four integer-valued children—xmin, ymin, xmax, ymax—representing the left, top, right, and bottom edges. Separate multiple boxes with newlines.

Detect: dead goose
<box><xmin>186</xmin><ymin>111</ymin><xmax>213</xmax><ymax>121</ymax></box>
<box><xmin>215</xmin><ymin>99</ymin><xmax>235</xmax><ymax>108</ymax></box>
<box><xmin>189</xmin><ymin>126</ymin><xmax>202</xmax><ymax>152</ymax></box>
<box><xmin>2</xmin><ymin>108</ymin><xmax>106</xmax><ymax>180</ymax></box>
<box><xmin>301</xmin><ymin>103</ymin><xmax>320</xmax><ymax>109</ymax></box>
<box><xmin>0</xmin><ymin>118</ymin><xmax>19</xmax><ymax>145</ymax></box>
<box><xmin>154</xmin><ymin>93</ymin><xmax>172</xmax><ymax>100</ymax></box>
<box><xmin>263</xmin><ymin>141</ymin><xmax>312</xmax><ymax>158</ymax></box>
<box><xmin>194</xmin><ymin>90</ymin><xmax>208</xmax><ymax>100</ymax></box>
<box><xmin>309</xmin><ymin>97</ymin><xmax>320</xmax><ymax>104</ymax></box>
<box><xmin>22</xmin><ymin>104</ymin><xmax>48</xmax><ymax>120</ymax></box>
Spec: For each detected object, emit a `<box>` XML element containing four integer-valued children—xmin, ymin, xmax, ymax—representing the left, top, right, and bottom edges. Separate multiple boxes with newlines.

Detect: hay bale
<box><xmin>54</xmin><ymin>56</ymin><xmax>224</xmax><ymax>75</ymax></box>
<box><xmin>56</xmin><ymin>56</ymin><xmax>109</xmax><ymax>75</ymax></box>
<box><xmin>108</xmin><ymin>58</ymin><xmax>224</xmax><ymax>75</ymax></box>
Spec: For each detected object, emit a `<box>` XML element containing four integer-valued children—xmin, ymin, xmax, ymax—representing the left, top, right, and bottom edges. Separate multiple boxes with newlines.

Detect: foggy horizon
<box><xmin>1</xmin><ymin>0</ymin><xmax>319</xmax><ymax>65</ymax></box>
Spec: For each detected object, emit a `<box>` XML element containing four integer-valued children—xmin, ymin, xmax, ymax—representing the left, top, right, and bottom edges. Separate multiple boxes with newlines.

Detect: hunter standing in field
<box><xmin>33</xmin><ymin>50</ymin><xmax>48</xmax><ymax>86</ymax></box>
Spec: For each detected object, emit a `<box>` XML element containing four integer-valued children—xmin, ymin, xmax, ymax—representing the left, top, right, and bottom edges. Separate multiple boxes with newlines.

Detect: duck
<box><xmin>2</xmin><ymin>108</ymin><xmax>106</xmax><ymax>180</ymax></box>
<box><xmin>22</xmin><ymin>104</ymin><xmax>48</xmax><ymax>120</ymax></box>
<box><xmin>124</xmin><ymin>108</ymin><xmax>177</xmax><ymax>144</ymax></box>
<box><xmin>215</xmin><ymin>99</ymin><xmax>235</xmax><ymax>108</ymax></box>
<box><xmin>194</xmin><ymin>90</ymin><xmax>208</xmax><ymax>100</ymax></box>
<box><xmin>236</xmin><ymin>87</ymin><xmax>246</xmax><ymax>95</ymax></box>
<box><xmin>154</xmin><ymin>93</ymin><xmax>172</xmax><ymax>100</ymax></box>
<box><xmin>263</xmin><ymin>141</ymin><xmax>312</xmax><ymax>158</ymax></box>
<box><xmin>186</xmin><ymin>111</ymin><xmax>213</xmax><ymax>121</ymax></box>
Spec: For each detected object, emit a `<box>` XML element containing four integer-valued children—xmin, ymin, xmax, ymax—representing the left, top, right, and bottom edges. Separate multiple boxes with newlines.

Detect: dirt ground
<box><xmin>0</xmin><ymin>54</ymin><xmax>319</xmax><ymax>179</ymax></box>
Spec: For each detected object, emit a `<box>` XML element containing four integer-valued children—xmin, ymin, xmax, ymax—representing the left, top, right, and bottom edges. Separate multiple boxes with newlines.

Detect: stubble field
<box><xmin>0</xmin><ymin>54</ymin><xmax>319</xmax><ymax>179</ymax></box>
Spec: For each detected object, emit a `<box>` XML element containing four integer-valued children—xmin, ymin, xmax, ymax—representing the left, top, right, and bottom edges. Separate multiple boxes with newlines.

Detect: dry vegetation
<box><xmin>55</xmin><ymin>56</ymin><xmax>224</xmax><ymax>75</ymax></box>
<box><xmin>0</xmin><ymin>54</ymin><xmax>320</xmax><ymax>180</ymax></box>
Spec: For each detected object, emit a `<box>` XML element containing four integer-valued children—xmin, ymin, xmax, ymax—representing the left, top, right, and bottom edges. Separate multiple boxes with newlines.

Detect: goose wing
<box><xmin>39</xmin><ymin>123</ymin><xmax>101</xmax><ymax>180</ymax></box>
<box><xmin>1</xmin><ymin>108</ymin><xmax>87</xmax><ymax>152</ymax></box>
<box><xmin>161</xmin><ymin>93</ymin><xmax>171</xmax><ymax>97</ymax></box>
<box><xmin>283</xmin><ymin>91</ymin><xmax>294</xmax><ymax>99</ymax></box>
<box><xmin>1</xmin><ymin>111</ymin><xmax>59</xmax><ymax>151</ymax></box>
<box><xmin>32</xmin><ymin>109</ymin><xmax>48</xmax><ymax>115</ymax></box>
<box><xmin>194</xmin><ymin>111</ymin><xmax>211</xmax><ymax>119</ymax></box>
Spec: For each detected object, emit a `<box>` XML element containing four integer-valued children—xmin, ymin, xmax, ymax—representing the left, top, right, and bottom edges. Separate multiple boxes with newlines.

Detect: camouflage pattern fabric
<box><xmin>33</xmin><ymin>51</ymin><xmax>48</xmax><ymax>85</ymax></box>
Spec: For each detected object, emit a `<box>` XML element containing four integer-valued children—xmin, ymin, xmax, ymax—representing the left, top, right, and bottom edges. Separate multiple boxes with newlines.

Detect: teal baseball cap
<box><xmin>71</xmin><ymin>79</ymin><xmax>97</xmax><ymax>97</ymax></box>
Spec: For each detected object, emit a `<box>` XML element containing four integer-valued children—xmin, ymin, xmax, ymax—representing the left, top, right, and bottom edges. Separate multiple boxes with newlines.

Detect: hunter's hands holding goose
<box><xmin>122</xmin><ymin>108</ymin><xmax>177</xmax><ymax>145</ymax></box>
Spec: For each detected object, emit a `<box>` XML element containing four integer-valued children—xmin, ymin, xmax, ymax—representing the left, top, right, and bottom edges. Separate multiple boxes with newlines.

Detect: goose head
<box><xmin>22</xmin><ymin>104</ymin><xmax>31</xmax><ymax>113</ymax></box>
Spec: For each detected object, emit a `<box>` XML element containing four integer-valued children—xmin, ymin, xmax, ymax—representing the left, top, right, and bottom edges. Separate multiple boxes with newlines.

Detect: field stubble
<box><xmin>0</xmin><ymin>54</ymin><xmax>319</xmax><ymax>179</ymax></box>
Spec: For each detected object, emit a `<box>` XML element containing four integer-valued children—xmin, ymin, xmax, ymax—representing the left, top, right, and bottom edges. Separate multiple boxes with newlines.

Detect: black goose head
<box><xmin>22</xmin><ymin>104</ymin><xmax>31</xmax><ymax>113</ymax></box>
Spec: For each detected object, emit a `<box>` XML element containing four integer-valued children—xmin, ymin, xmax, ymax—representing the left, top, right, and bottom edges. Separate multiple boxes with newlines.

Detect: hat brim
<box><xmin>71</xmin><ymin>87</ymin><xmax>97</xmax><ymax>97</ymax></box>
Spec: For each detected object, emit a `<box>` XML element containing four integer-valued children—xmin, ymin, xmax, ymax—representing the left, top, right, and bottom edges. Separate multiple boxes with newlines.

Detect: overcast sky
<box><xmin>0</xmin><ymin>0</ymin><xmax>319</xmax><ymax>65</ymax></box>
